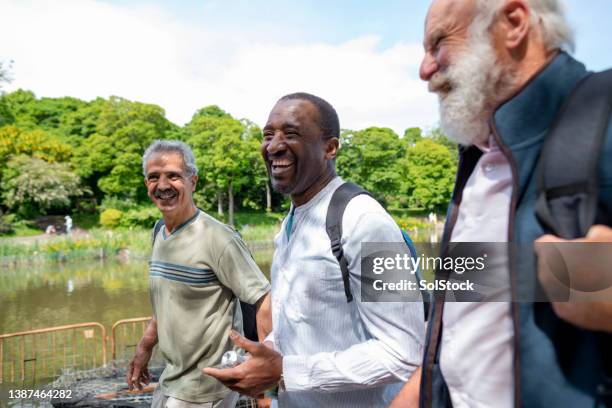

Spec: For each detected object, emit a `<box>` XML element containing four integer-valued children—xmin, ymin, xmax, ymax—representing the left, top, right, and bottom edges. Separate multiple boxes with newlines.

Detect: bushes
<box><xmin>99</xmin><ymin>206</ymin><xmax>159</xmax><ymax>230</ymax></box>
<box><xmin>100</xmin><ymin>208</ymin><xmax>123</xmax><ymax>229</ymax></box>
<box><xmin>119</xmin><ymin>206</ymin><xmax>159</xmax><ymax>229</ymax></box>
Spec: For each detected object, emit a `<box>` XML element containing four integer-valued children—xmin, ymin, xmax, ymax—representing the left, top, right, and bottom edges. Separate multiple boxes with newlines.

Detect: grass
<box><xmin>0</xmin><ymin>211</ymin><xmax>286</xmax><ymax>266</ymax></box>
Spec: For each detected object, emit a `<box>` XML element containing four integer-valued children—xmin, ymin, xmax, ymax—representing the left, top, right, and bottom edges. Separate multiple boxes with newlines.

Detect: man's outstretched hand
<box><xmin>203</xmin><ymin>330</ymin><xmax>283</xmax><ymax>398</ymax></box>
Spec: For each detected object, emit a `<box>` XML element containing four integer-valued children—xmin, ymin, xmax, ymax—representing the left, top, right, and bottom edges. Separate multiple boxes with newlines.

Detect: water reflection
<box><xmin>0</xmin><ymin>225</ymin><xmax>440</xmax><ymax>336</ymax></box>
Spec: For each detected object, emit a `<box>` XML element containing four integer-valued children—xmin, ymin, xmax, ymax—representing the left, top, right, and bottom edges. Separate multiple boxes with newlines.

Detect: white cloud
<box><xmin>0</xmin><ymin>0</ymin><xmax>440</xmax><ymax>134</ymax></box>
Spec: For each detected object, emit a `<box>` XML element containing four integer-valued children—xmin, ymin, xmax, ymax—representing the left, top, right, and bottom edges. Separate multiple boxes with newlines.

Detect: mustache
<box><xmin>428</xmin><ymin>72</ymin><xmax>452</xmax><ymax>94</ymax></box>
<box><xmin>154</xmin><ymin>188</ymin><xmax>178</xmax><ymax>198</ymax></box>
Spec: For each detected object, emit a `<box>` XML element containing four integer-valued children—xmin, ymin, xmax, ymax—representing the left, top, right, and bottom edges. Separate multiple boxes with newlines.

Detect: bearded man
<box><xmin>390</xmin><ymin>0</ymin><xmax>612</xmax><ymax>407</ymax></box>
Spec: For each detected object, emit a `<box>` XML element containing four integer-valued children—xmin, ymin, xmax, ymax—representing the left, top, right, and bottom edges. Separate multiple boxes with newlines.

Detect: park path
<box><xmin>0</xmin><ymin>228</ymin><xmax>91</xmax><ymax>245</ymax></box>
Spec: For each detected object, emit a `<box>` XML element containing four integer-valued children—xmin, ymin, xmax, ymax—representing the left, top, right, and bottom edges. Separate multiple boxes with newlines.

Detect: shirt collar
<box><xmin>292</xmin><ymin>176</ymin><xmax>343</xmax><ymax>216</ymax></box>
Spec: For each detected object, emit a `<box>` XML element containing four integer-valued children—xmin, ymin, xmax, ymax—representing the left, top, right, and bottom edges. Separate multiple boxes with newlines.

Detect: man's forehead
<box><xmin>425</xmin><ymin>0</ymin><xmax>476</xmax><ymax>39</ymax></box>
<box><xmin>145</xmin><ymin>152</ymin><xmax>186</xmax><ymax>171</ymax></box>
<box><xmin>266</xmin><ymin>99</ymin><xmax>318</xmax><ymax>126</ymax></box>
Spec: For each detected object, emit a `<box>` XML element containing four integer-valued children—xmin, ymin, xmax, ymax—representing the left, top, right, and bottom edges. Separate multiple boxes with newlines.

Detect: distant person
<box><xmin>45</xmin><ymin>225</ymin><xmax>56</xmax><ymax>235</ymax></box>
<box><xmin>391</xmin><ymin>0</ymin><xmax>612</xmax><ymax>407</ymax></box>
<box><xmin>127</xmin><ymin>140</ymin><xmax>272</xmax><ymax>408</ymax></box>
<box><xmin>64</xmin><ymin>215</ymin><xmax>72</xmax><ymax>235</ymax></box>
<box><xmin>204</xmin><ymin>93</ymin><xmax>425</xmax><ymax>407</ymax></box>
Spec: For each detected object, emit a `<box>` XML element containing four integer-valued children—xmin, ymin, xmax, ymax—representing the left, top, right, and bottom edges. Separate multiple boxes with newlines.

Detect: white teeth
<box><xmin>272</xmin><ymin>160</ymin><xmax>292</xmax><ymax>166</ymax></box>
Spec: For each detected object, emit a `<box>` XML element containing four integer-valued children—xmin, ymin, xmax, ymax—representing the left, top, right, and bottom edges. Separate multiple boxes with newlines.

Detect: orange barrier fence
<box><xmin>0</xmin><ymin>317</ymin><xmax>152</xmax><ymax>386</ymax></box>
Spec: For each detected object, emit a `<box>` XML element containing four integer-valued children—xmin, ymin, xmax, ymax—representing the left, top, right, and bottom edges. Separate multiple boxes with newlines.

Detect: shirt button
<box><xmin>484</xmin><ymin>163</ymin><xmax>495</xmax><ymax>173</ymax></box>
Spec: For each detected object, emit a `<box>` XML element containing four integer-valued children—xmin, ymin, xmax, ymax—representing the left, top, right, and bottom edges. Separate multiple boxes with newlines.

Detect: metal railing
<box><xmin>111</xmin><ymin>317</ymin><xmax>152</xmax><ymax>362</ymax></box>
<box><xmin>0</xmin><ymin>322</ymin><xmax>106</xmax><ymax>386</ymax></box>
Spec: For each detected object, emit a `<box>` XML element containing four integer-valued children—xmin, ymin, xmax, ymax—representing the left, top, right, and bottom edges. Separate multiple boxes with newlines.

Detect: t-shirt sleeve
<box><xmin>215</xmin><ymin>233</ymin><xmax>271</xmax><ymax>305</ymax></box>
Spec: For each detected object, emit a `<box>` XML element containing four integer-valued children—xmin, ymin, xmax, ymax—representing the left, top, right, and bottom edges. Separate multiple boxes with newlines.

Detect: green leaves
<box><xmin>338</xmin><ymin>127</ymin><xmax>456</xmax><ymax>212</ymax></box>
<box><xmin>1</xmin><ymin>156</ymin><xmax>88</xmax><ymax>217</ymax></box>
<box><xmin>405</xmin><ymin>138</ymin><xmax>456</xmax><ymax>211</ymax></box>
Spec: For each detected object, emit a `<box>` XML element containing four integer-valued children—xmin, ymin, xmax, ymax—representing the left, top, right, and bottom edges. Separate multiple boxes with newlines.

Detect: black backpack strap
<box><xmin>152</xmin><ymin>219</ymin><xmax>165</xmax><ymax>246</ymax></box>
<box><xmin>535</xmin><ymin>69</ymin><xmax>612</xmax><ymax>239</ymax></box>
<box><xmin>535</xmin><ymin>69</ymin><xmax>612</xmax><ymax>405</ymax></box>
<box><xmin>326</xmin><ymin>182</ymin><xmax>372</xmax><ymax>302</ymax></box>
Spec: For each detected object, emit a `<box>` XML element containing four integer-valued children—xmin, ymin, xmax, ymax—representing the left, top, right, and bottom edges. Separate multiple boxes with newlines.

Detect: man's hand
<box><xmin>203</xmin><ymin>330</ymin><xmax>283</xmax><ymax>398</ymax></box>
<box><xmin>388</xmin><ymin>366</ymin><xmax>421</xmax><ymax>408</ymax></box>
<box><xmin>126</xmin><ymin>344</ymin><xmax>153</xmax><ymax>391</ymax></box>
<box><xmin>535</xmin><ymin>224</ymin><xmax>612</xmax><ymax>332</ymax></box>
<box><xmin>127</xmin><ymin>318</ymin><xmax>158</xmax><ymax>391</ymax></box>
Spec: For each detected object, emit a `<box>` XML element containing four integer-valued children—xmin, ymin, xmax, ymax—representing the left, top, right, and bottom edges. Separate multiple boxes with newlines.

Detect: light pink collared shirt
<box><xmin>440</xmin><ymin>136</ymin><xmax>515</xmax><ymax>408</ymax></box>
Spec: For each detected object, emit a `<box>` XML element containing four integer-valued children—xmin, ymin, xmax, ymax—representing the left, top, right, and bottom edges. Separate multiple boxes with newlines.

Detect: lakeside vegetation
<box><xmin>0</xmin><ymin>77</ymin><xmax>457</xmax><ymax>242</ymax></box>
<box><xmin>0</xmin><ymin>208</ymin><xmax>435</xmax><ymax>266</ymax></box>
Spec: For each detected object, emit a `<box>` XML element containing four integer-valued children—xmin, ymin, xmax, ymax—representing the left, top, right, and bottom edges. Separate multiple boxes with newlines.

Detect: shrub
<box><xmin>100</xmin><ymin>208</ymin><xmax>123</xmax><ymax>229</ymax></box>
<box><xmin>119</xmin><ymin>206</ymin><xmax>160</xmax><ymax>229</ymax></box>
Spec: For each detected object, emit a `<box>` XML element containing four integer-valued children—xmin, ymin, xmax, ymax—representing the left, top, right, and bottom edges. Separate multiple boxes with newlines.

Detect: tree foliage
<box><xmin>0</xmin><ymin>155</ymin><xmax>88</xmax><ymax>217</ymax></box>
<box><xmin>405</xmin><ymin>139</ymin><xmax>456</xmax><ymax>211</ymax></box>
<box><xmin>337</xmin><ymin>127</ymin><xmax>406</xmax><ymax>205</ymax></box>
<box><xmin>185</xmin><ymin>106</ymin><xmax>268</xmax><ymax>225</ymax></box>
<box><xmin>0</xmin><ymin>85</ymin><xmax>459</xmax><ymax>226</ymax></box>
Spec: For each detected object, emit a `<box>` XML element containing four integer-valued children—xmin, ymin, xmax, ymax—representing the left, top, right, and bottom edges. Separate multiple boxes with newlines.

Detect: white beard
<box><xmin>431</xmin><ymin>31</ymin><xmax>513</xmax><ymax>146</ymax></box>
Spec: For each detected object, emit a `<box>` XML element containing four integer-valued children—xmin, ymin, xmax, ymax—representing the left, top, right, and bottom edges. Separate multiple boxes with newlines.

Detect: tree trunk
<box><xmin>217</xmin><ymin>189</ymin><xmax>224</xmax><ymax>216</ymax></box>
<box><xmin>228</xmin><ymin>182</ymin><xmax>235</xmax><ymax>227</ymax></box>
<box><xmin>266</xmin><ymin>181</ymin><xmax>272</xmax><ymax>213</ymax></box>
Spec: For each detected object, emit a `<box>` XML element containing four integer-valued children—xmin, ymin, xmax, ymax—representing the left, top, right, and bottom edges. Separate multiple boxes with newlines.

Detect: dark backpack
<box><xmin>152</xmin><ymin>219</ymin><xmax>259</xmax><ymax>342</ymax></box>
<box><xmin>325</xmin><ymin>182</ymin><xmax>431</xmax><ymax>321</ymax></box>
<box><xmin>535</xmin><ymin>69</ymin><xmax>612</xmax><ymax>406</ymax></box>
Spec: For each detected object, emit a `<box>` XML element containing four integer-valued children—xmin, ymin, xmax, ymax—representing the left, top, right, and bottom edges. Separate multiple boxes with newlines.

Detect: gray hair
<box><xmin>474</xmin><ymin>0</ymin><xmax>575</xmax><ymax>53</ymax></box>
<box><xmin>142</xmin><ymin>140</ymin><xmax>198</xmax><ymax>177</ymax></box>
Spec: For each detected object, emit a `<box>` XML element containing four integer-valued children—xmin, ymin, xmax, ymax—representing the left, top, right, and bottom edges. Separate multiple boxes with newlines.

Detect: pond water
<box><xmin>0</xmin><ymin>225</ymin><xmax>441</xmax><ymax>336</ymax></box>
<box><xmin>0</xmin><ymin>258</ymin><xmax>271</xmax><ymax>335</ymax></box>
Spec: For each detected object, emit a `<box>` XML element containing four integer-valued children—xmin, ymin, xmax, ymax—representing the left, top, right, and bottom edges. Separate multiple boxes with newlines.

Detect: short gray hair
<box><xmin>474</xmin><ymin>0</ymin><xmax>575</xmax><ymax>53</ymax></box>
<box><xmin>142</xmin><ymin>140</ymin><xmax>198</xmax><ymax>177</ymax></box>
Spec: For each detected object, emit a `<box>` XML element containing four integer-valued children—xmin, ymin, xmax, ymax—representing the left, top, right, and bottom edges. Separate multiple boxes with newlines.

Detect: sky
<box><xmin>1</xmin><ymin>0</ymin><xmax>610</xmax><ymax>135</ymax></box>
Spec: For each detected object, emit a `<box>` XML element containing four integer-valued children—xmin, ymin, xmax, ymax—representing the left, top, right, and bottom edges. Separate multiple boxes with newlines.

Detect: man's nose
<box><xmin>157</xmin><ymin>175</ymin><xmax>171</xmax><ymax>188</ymax></box>
<box><xmin>266</xmin><ymin>132</ymin><xmax>287</xmax><ymax>156</ymax></box>
<box><xmin>419</xmin><ymin>52</ymin><xmax>439</xmax><ymax>81</ymax></box>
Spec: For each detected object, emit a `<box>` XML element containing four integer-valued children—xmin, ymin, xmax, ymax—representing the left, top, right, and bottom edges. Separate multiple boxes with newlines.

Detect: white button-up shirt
<box><xmin>268</xmin><ymin>177</ymin><xmax>424</xmax><ymax>408</ymax></box>
<box><xmin>440</xmin><ymin>136</ymin><xmax>515</xmax><ymax>408</ymax></box>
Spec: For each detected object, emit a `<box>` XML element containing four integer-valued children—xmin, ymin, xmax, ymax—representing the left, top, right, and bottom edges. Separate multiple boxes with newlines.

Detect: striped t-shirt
<box><xmin>149</xmin><ymin>210</ymin><xmax>270</xmax><ymax>403</ymax></box>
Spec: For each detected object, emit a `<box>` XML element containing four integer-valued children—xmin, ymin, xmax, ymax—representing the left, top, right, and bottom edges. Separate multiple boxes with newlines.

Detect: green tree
<box><xmin>1</xmin><ymin>155</ymin><xmax>88</xmax><ymax>217</ymax></box>
<box><xmin>404</xmin><ymin>127</ymin><xmax>423</xmax><ymax>147</ymax></box>
<box><xmin>0</xmin><ymin>125</ymin><xmax>72</xmax><ymax>167</ymax></box>
<box><xmin>337</xmin><ymin>127</ymin><xmax>406</xmax><ymax>205</ymax></box>
<box><xmin>404</xmin><ymin>139</ymin><xmax>455</xmax><ymax>212</ymax></box>
<box><xmin>0</xmin><ymin>61</ymin><xmax>14</xmax><ymax>126</ymax></box>
<box><xmin>0</xmin><ymin>89</ymin><xmax>87</xmax><ymax>138</ymax></box>
<box><xmin>185</xmin><ymin>106</ymin><xmax>267</xmax><ymax>225</ymax></box>
<box><xmin>427</xmin><ymin>127</ymin><xmax>458</xmax><ymax>157</ymax></box>
<box><xmin>71</xmin><ymin>97</ymin><xmax>175</xmax><ymax>202</ymax></box>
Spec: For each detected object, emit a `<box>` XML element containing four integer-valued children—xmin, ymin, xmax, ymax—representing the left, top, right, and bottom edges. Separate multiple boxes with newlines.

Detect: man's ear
<box><xmin>501</xmin><ymin>0</ymin><xmax>531</xmax><ymax>51</ymax></box>
<box><xmin>191</xmin><ymin>175</ymin><xmax>198</xmax><ymax>192</ymax></box>
<box><xmin>325</xmin><ymin>137</ymin><xmax>340</xmax><ymax>160</ymax></box>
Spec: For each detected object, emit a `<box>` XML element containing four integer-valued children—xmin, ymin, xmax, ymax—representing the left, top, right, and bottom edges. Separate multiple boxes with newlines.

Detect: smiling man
<box><xmin>204</xmin><ymin>93</ymin><xmax>424</xmax><ymax>407</ymax></box>
<box><xmin>391</xmin><ymin>1</ymin><xmax>612</xmax><ymax>408</ymax></box>
<box><xmin>127</xmin><ymin>140</ymin><xmax>271</xmax><ymax>408</ymax></box>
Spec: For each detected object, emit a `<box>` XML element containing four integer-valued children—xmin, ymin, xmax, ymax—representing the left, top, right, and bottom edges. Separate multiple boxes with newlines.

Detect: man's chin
<box><xmin>155</xmin><ymin>199</ymin><xmax>179</xmax><ymax>213</ymax></box>
<box><xmin>270</xmin><ymin>179</ymin><xmax>295</xmax><ymax>195</ymax></box>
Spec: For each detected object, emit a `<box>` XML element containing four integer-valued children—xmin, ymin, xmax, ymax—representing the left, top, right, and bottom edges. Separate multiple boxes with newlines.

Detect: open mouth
<box><xmin>271</xmin><ymin>159</ymin><xmax>294</xmax><ymax>174</ymax></box>
<box><xmin>154</xmin><ymin>189</ymin><xmax>178</xmax><ymax>201</ymax></box>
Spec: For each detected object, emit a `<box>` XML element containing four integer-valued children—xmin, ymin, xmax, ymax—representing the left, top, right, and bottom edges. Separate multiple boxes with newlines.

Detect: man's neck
<box><xmin>291</xmin><ymin>170</ymin><xmax>337</xmax><ymax>207</ymax></box>
<box><xmin>162</xmin><ymin>203</ymin><xmax>198</xmax><ymax>233</ymax></box>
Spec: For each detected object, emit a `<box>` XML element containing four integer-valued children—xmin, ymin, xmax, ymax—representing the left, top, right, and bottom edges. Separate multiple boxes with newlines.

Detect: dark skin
<box><xmin>261</xmin><ymin>98</ymin><xmax>339</xmax><ymax>206</ymax></box>
<box><xmin>203</xmin><ymin>98</ymin><xmax>339</xmax><ymax>397</ymax></box>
